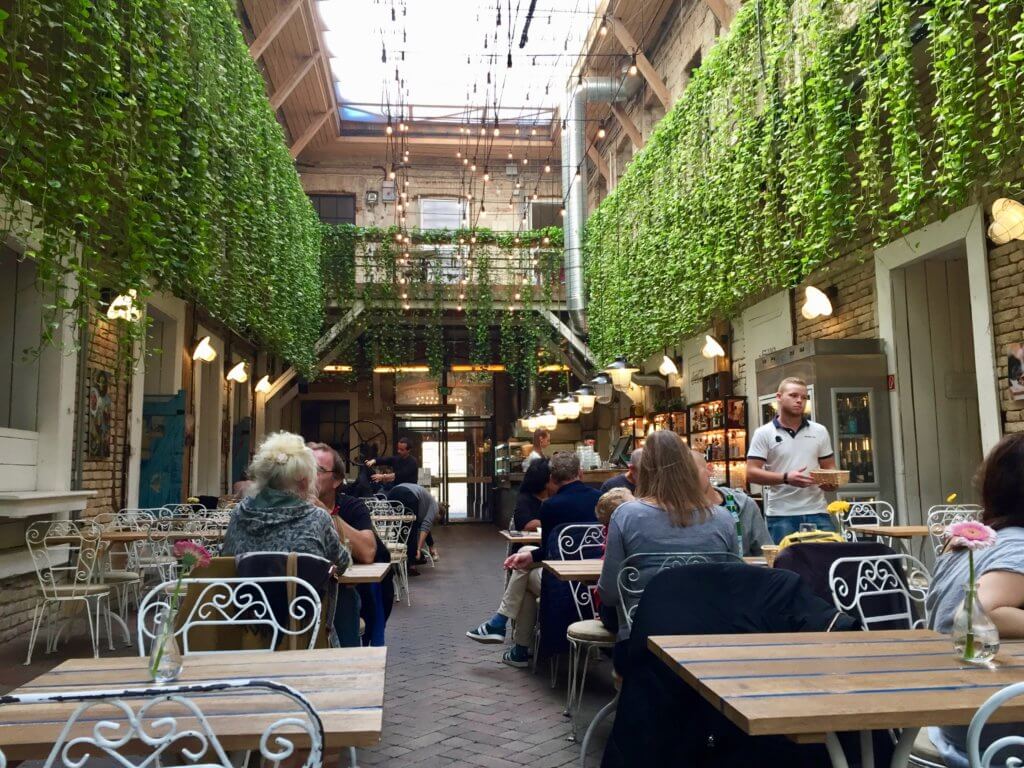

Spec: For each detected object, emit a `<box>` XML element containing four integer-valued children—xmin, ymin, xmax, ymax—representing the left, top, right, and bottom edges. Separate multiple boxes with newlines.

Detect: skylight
<box><xmin>316</xmin><ymin>0</ymin><xmax>600</xmax><ymax>125</ymax></box>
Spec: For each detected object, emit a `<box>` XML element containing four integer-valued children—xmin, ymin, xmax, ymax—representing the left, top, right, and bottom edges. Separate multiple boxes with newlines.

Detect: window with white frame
<box><xmin>419</xmin><ymin>198</ymin><xmax>464</xmax><ymax>230</ymax></box>
<box><xmin>0</xmin><ymin>245</ymin><xmax>41</xmax><ymax>431</ymax></box>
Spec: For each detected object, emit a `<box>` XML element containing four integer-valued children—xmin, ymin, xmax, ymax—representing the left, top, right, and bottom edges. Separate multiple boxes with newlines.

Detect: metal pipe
<box><xmin>563</xmin><ymin>76</ymin><xmax>640</xmax><ymax>336</ymax></box>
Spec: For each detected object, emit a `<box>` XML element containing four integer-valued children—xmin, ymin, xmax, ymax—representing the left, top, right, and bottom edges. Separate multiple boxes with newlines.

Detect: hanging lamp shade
<box><xmin>574</xmin><ymin>385</ymin><xmax>596</xmax><ymax>414</ymax></box>
<box><xmin>539</xmin><ymin>409</ymin><xmax>558</xmax><ymax>431</ymax></box>
<box><xmin>591</xmin><ymin>372</ymin><xmax>614</xmax><ymax>404</ymax></box>
<box><xmin>604</xmin><ymin>356</ymin><xmax>638</xmax><ymax>392</ymax></box>
<box><xmin>562</xmin><ymin>394</ymin><xmax>581</xmax><ymax>420</ymax></box>
<box><xmin>551</xmin><ymin>396</ymin><xmax>572</xmax><ymax>421</ymax></box>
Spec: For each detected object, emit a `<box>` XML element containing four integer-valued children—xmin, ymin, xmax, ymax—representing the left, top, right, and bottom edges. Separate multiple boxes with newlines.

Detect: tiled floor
<box><xmin>0</xmin><ymin>523</ymin><xmax>616</xmax><ymax>767</ymax></box>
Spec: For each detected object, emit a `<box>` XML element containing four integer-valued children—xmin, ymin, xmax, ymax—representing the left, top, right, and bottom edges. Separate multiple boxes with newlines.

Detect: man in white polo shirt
<box><xmin>746</xmin><ymin>377</ymin><xmax>839</xmax><ymax>542</ymax></box>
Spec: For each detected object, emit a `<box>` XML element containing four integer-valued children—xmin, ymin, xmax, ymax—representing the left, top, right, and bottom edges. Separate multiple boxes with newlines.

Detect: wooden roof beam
<box><xmin>609</xmin><ymin>103</ymin><xmax>644</xmax><ymax>150</ymax></box>
<box><xmin>587</xmin><ymin>146</ymin><xmax>610</xmax><ymax>182</ymax></box>
<box><xmin>270</xmin><ymin>53</ymin><xmax>319</xmax><ymax>110</ymax></box>
<box><xmin>705</xmin><ymin>0</ymin><xmax>735</xmax><ymax>31</ymax></box>
<box><xmin>290</xmin><ymin>110</ymin><xmax>332</xmax><ymax>158</ymax></box>
<box><xmin>249</xmin><ymin>0</ymin><xmax>303</xmax><ymax>61</ymax></box>
<box><xmin>606</xmin><ymin>15</ymin><xmax>672</xmax><ymax>110</ymax></box>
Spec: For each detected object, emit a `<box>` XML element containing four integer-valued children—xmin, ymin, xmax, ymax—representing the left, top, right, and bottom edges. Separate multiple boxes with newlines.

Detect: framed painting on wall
<box><xmin>86</xmin><ymin>368</ymin><xmax>112</xmax><ymax>459</ymax></box>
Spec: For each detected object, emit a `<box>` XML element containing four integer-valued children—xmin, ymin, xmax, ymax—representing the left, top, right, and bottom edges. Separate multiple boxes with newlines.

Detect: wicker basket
<box><xmin>809</xmin><ymin>469</ymin><xmax>850</xmax><ymax>486</ymax></box>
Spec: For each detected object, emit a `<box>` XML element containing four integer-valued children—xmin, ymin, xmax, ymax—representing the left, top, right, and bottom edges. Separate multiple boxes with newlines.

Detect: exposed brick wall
<box><xmin>793</xmin><ymin>252</ymin><xmax>878</xmax><ymax>342</ymax></box>
<box><xmin>0</xmin><ymin>573</ymin><xmax>43</xmax><ymax>645</ymax></box>
<box><xmin>988</xmin><ymin>239</ymin><xmax>1024</xmax><ymax>434</ymax></box>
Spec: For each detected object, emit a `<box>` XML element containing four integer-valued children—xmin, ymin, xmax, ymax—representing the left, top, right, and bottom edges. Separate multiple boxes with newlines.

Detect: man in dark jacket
<box><xmin>366</xmin><ymin>436</ymin><xmax>419</xmax><ymax>486</ymax></box>
<box><xmin>466</xmin><ymin>452</ymin><xmax>600</xmax><ymax>666</ymax></box>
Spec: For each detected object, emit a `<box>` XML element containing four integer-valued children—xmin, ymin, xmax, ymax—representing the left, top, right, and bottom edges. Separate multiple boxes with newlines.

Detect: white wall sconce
<box><xmin>254</xmin><ymin>375</ymin><xmax>271</xmax><ymax>394</ymax></box>
<box><xmin>106</xmin><ymin>289</ymin><xmax>142</xmax><ymax>322</ymax></box>
<box><xmin>226</xmin><ymin>361</ymin><xmax>248</xmax><ymax>383</ymax></box>
<box><xmin>801</xmin><ymin>286</ymin><xmax>836</xmax><ymax>320</ymax></box>
<box><xmin>658</xmin><ymin>355</ymin><xmax>679</xmax><ymax>377</ymax></box>
<box><xmin>192</xmin><ymin>336</ymin><xmax>217</xmax><ymax>362</ymax></box>
<box><xmin>701</xmin><ymin>335</ymin><xmax>726</xmax><ymax>359</ymax></box>
<box><xmin>988</xmin><ymin>198</ymin><xmax>1024</xmax><ymax>244</ymax></box>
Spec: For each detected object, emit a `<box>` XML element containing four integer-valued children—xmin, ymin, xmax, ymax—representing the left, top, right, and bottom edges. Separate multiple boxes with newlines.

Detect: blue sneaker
<box><xmin>502</xmin><ymin>646</ymin><xmax>530</xmax><ymax>668</ymax></box>
<box><xmin>466</xmin><ymin>621</ymin><xmax>505</xmax><ymax>644</ymax></box>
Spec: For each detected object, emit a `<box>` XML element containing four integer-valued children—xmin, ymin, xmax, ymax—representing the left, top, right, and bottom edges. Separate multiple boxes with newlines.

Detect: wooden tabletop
<box><xmin>371</xmin><ymin>514</ymin><xmax>416</xmax><ymax>523</ymax></box>
<box><xmin>338</xmin><ymin>562</ymin><xmax>392</xmax><ymax>584</ymax></box>
<box><xmin>0</xmin><ymin>647</ymin><xmax>387</xmax><ymax>760</ymax></box>
<box><xmin>47</xmin><ymin>530</ymin><xmax>225</xmax><ymax>545</ymax></box>
<box><xmin>543</xmin><ymin>556</ymin><xmax>768</xmax><ymax>583</ymax></box>
<box><xmin>500</xmin><ymin>530</ymin><xmax>541</xmax><ymax>545</ymax></box>
<box><xmin>848</xmin><ymin>525</ymin><xmax>929</xmax><ymax>538</ymax></box>
<box><xmin>649</xmin><ymin>630</ymin><xmax>1024</xmax><ymax>736</ymax></box>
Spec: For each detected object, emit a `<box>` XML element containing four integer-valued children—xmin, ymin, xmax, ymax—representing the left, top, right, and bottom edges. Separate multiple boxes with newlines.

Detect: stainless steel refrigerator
<box><xmin>754</xmin><ymin>339</ymin><xmax>895</xmax><ymax>505</ymax></box>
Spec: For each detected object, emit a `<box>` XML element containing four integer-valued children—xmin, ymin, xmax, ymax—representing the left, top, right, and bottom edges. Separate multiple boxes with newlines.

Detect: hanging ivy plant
<box><xmin>0</xmin><ymin>0</ymin><xmax>323</xmax><ymax>375</ymax></box>
<box><xmin>584</xmin><ymin>0</ymin><xmax>1024</xmax><ymax>364</ymax></box>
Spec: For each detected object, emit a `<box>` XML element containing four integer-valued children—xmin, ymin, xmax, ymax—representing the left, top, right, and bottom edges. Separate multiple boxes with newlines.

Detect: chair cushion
<box><xmin>908</xmin><ymin>729</ymin><xmax>946</xmax><ymax>767</ymax></box>
<box><xmin>390</xmin><ymin>551</ymin><xmax>407</xmax><ymax>563</ymax></box>
<box><xmin>101</xmin><ymin>570</ymin><xmax>141</xmax><ymax>583</ymax></box>
<box><xmin>39</xmin><ymin>584</ymin><xmax>110</xmax><ymax>596</ymax></box>
<box><xmin>138</xmin><ymin>556</ymin><xmax>176</xmax><ymax>565</ymax></box>
<box><xmin>567</xmin><ymin>619</ymin><xmax>616</xmax><ymax>643</ymax></box>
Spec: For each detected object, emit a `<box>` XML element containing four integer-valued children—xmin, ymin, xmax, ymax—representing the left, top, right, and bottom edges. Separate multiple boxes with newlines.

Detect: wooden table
<box><xmin>543</xmin><ymin>556</ymin><xmax>769</xmax><ymax>584</ymax></box>
<box><xmin>848</xmin><ymin>525</ymin><xmax>929</xmax><ymax>556</ymax></box>
<box><xmin>0</xmin><ymin>647</ymin><xmax>387</xmax><ymax>760</ymax></box>
<box><xmin>500</xmin><ymin>530</ymin><xmax>541</xmax><ymax>546</ymax></box>
<box><xmin>338</xmin><ymin>562</ymin><xmax>392</xmax><ymax>584</ymax></box>
<box><xmin>649</xmin><ymin>630</ymin><xmax>1024</xmax><ymax>768</ymax></box>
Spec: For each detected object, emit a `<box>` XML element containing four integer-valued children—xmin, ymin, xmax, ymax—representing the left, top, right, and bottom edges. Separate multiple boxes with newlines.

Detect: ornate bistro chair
<box><xmin>0</xmin><ymin>679</ymin><xmax>324</xmax><ymax>768</ymax></box>
<box><xmin>555</xmin><ymin>523</ymin><xmax>613</xmax><ymax>741</ymax></box>
<box><xmin>371</xmin><ymin>501</ymin><xmax>413</xmax><ymax>606</ymax></box>
<box><xmin>24</xmin><ymin>519</ymin><xmax>114</xmax><ymax>664</ymax></box>
<box><xmin>967</xmin><ymin>681</ymin><xmax>1024</xmax><ymax>768</ymax></box>
<box><xmin>828</xmin><ymin>553</ymin><xmax>930</xmax><ymax>630</ymax></box>
<box><xmin>837</xmin><ymin>500</ymin><xmax>896</xmax><ymax>547</ymax></box>
<box><xmin>926</xmin><ymin>504</ymin><xmax>983</xmax><ymax>556</ymax></box>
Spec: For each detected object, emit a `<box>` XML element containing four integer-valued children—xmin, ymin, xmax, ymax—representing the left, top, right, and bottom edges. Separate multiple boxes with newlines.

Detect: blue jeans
<box><xmin>767</xmin><ymin>513</ymin><xmax>835</xmax><ymax>544</ymax></box>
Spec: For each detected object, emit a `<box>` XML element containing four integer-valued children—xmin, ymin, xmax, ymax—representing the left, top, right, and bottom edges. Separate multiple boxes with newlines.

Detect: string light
<box><xmin>522</xmin><ymin>157</ymin><xmax>528</xmax><ymax>165</ymax></box>
<box><xmin>599</xmin><ymin>16</ymin><xmax>608</xmax><ymax>35</ymax></box>
<box><xmin>629</xmin><ymin>53</ymin><xmax>638</xmax><ymax>76</ymax></box>
<box><xmin>598</xmin><ymin>123</ymin><xmax>606</xmax><ymax>139</ymax></box>
<box><xmin>544</xmin><ymin>163</ymin><xmax>551</xmax><ymax>173</ymax></box>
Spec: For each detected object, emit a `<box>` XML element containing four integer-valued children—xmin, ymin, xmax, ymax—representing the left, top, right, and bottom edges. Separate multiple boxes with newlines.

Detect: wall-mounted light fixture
<box><xmin>254</xmin><ymin>375</ymin><xmax>272</xmax><ymax>394</ymax></box>
<box><xmin>226</xmin><ymin>361</ymin><xmax>248</xmax><ymax>383</ymax></box>
<box><xmin>658</xmin><ymin>355</ymin><xmax>679</xmax><ymax>377</ymax></box>
<box><xmin>105</xmin><ymin>289</ymin><xmax>142</xmax><ymax>322</ymax></box>
<box><xmin>801</xmin><ymin>285</ymin><xmax>836</xmax><ymax>320</ymax></box>
<box><xmin>604</xmin><ymin>356</ymin><xmax>638</xmax><ymax>392</ymax></box>
<box><xmin>988</xmin><ymin>198</ymin><xmax>1024</xmax><ymax>244</ymax></box>
<box><xmin>701</xmin><ymin>335</ymin><xmax>725</xmax><ymax>359</ymax></box>
<box><xmin>192</xmin><ymin>336</ymin><xmax>217</xmax><ymax>363</ymax></box>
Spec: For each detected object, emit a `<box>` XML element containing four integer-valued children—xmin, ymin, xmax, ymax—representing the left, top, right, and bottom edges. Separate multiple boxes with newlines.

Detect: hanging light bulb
<box><xmin>389</xmin><ymin>170</ymin><xmax>396</xmax><ymax>180</ymax></box>
<box><xmin>598</xmin><ymin>123</ymin><xmax>606</xmax><ymax>139</ymax></box>
<box><xmin>801</xmin><ymin>286</ymin><xmax>835</xmax><ymax>319</ymax></box>
<box><xmin>471</xmin><ymin>161</ymin><xmax>477</xmax><ymax>171</ymax></box>
<box><xmin>701</xmin><ymin>334</ymin><xmax>726</xmax><ymax>359</ymax></box>
<box><xmin>522</xmin><ymin>157</ymin><xmax>528</xmax><ymax>165</ymax></box>
<box><xmin>508</xmin><ymin>151</ymin><xmax>514</xmax><ymax>160</ymax></box>
<box><xmin>463</xmin><ymin>157</ymin><xmax>469</xmax><ymax>165</ymax></box>
<box><xmin>532</xmin><ymin>192</ymin><xmax>538</xmax><ymax>201</ymax></box>
<box><xmin>629</xmin><ymin>53</ymin><xmax>638</xmax><ymax>76</ymax></box>
<box><xmin>658</xmin><ymin>355</ymin><xmax>679</xmax><ymax>377</ymax></box>
<box><xmin>254</xmin><ymin>375</ymin><xmax>272</xmax><ymax>394</ymax></box>
<box><xmin>483</xmin><ymin>168</ymin><xmax>490</xmax><ymax>181</ymax></box>
<box><xmin>544</xmin><ymin>163</ymin><xmax>551</xmax><ymax>173</ymax></box>
<box><xmin>559</xmin><ymin>207</ymin><xmax>566</xmax><ymax>217</ymax></box>
<box><xmin>226</xmin><ymin>361</ymin><xmax>248</xmax><ymax>383</ymax></box>
<box><xmin>600</xmin><ymin>17</ymin><xmax>608</xmax><ymax>35</ymax></box>
<box><xmin>385</xmin><ymin>118</ymin><xmax>394</xmax><ymax>135</ymax></box>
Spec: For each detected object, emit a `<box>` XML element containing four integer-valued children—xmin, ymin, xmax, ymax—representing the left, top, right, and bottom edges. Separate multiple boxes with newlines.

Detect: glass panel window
<box><xmin>419</xmin><ymin>198</ymin><xmax>464</xmax><ymax>230</ymax></box>
<box><xmin>0</xmin><ymin>245</ymin><xmax>40</xmax><ymax>430</ymax></box>
<box><xmin>309</xmin><ymin>194</ymin><xmax>356</xmax><ymax>225</ymax></box>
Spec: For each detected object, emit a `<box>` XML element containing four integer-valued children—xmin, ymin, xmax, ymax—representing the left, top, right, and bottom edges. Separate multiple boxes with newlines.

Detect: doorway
<box><xmin>892</xmin><ymin>250</ymin><xmax>983</xmax><ymax>515</ymax></box>
<box><xmin>875</xmin><ymin>205</ymin><xmax>1000</xmax><ymax>524</ymax></box>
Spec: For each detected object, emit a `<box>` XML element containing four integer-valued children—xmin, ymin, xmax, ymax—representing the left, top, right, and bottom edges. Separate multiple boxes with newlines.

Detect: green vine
<box><xmin>584</xmin><ymin>0</ymin><xmax>1024</xmax><ymax>364</ymax></box>
<box><xmin>0</xmin><ymin>0</ymin><xmax>323</xmax><ymax>375</ymax></box>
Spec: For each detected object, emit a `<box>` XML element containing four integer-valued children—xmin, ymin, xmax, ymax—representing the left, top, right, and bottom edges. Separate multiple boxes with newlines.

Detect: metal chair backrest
<box><xmin>137</xmin><ymin>576</ymin><xmax>323</xmax><ymax>655</ymax></box>
<box><xmin>927</xmin><ymin>504</ymin><xmax>983</xmax><ymax>555</ymax></box>
<box><xmin>838</xmin><ymin>501</ymin><xmax>896</xmax><ymax>544</ymax></box>
<box><xmin>162</xmin><ymin>503</ymin><xmax>208</xmax><ymax>517</ymax></box>
<box><xmin>371</xmin><ymin>515</ymin><xmax>411</xmax><ymax>548</ymax></box>
<box><xmin>966</xmin><ymin>681</ymin><xmax>1024</xmax><ymax>768</ymax></box>
<box><xmin>828</xmin><ymin>553</ymin><xmax>930</xmax><ymax>630</ymax></box>
<box><xmin>26</xmin><ymin>519</ymin><xmax>104</xmax><ymax>599</ymax></box>
<box><xmin>0</xmin><ymin>679</ymin><xmax>324</xmax><ymax>768</ymax></box>
<box><xmin>554</xmin><ymin>524</ymin><xmax>606</xmax><ymax>621</ymax></box>
<box><xmin>617</xmin><ymin>551</ymin><xmax>743</xmax><ymax>629</ymax></box>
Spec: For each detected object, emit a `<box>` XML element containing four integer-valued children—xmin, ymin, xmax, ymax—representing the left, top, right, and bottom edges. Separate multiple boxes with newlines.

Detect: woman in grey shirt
<box><xmin>924</xmin><ymin>433</ymin><xmax>1024</xmax><ymax>768</ymax></box>
<box><xmin>597</xmin><ymin>430</ymin><xmax>737</xmax><ymax>642</ymax></box>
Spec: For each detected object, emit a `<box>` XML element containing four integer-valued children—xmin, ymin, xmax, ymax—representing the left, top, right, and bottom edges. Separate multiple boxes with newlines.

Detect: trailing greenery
<box><xmin>0</xmin><ymin>0</ymin><xmax>323</xmax><ymax>374</ymax></box>
<box><xmin>584</xmin><ymin>0</ymin><xmax>1024</xmax><ymax>364</ymax></box>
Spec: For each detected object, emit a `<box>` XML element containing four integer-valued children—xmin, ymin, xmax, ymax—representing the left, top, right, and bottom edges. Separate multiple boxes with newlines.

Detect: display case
<box><xmin>688</xmin><ymin>397</ymin><xmax>747</xmax><ymax>488</ymax></box>
<box><xmin>618</xmin><ymin>415</ymin><xmax>648</xmax><ymax>450</ymax></box>
<box><xmin>649</xmin><ymin>410</ymin><xmax>688</xmax><ymax>443</ymax></box>
<box><xmin>493</xmin><ymin>441</ymin><xmax>527</xmax><ymax>477</ymax></box>
<box><xmin>832</xmin><ymin>388</ymin><xmax>878</xmax><ymax>489</ymax></box>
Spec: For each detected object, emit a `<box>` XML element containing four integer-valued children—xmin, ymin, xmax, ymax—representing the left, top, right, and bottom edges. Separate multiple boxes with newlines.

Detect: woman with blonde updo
<box><xmin>222</xmin><ymin>431</ymin><xmax>350</xmax><ymax>570</ymax></box>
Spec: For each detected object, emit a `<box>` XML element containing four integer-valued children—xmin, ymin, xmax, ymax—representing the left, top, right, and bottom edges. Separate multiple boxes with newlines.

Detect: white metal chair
<box><xmin>828</xmin><ymin>553</ymin><xmax>930</xmax><ymax>630</ymax></box>
<box><xmin>137</xmin><ymin>576</ymin><xmax>324</xmax><ymax>655</ymax></box>
<box><xmin>927</xmin><ymin>504</ymin><xmax>983</xmax><ymax>556</ymax></box>
<box><xmin>967</xmin><ymin>680</ymin><xmax>1024</xmax><ymax>768</ymax></box>
<box><xmin>837</xmin><ymin>501</ymin><xmax>896</xmax><ymax>547</ymax></box>
<box><xmin>371</xmin><ymin>502</ymin><xmax>413</xmax><ymax>606</ymax></box>
<box><xmin>556</xmin><ymin>524</ymin><xmax>613</xmax><ymax>741</ymax></box>
<box><xmin>0</xmin><ymin>679</ymin><xmax>324</xmax><ymax>768</ymax></box>
<box><xmin>90</xmin><ymin>511</ymin><xmax>144</xmax><ymax>617</ymax></box>
<box><xmin>24</xmin><ymin>519</ymin><xmax>115</xmax><ymax>664</ymax></box>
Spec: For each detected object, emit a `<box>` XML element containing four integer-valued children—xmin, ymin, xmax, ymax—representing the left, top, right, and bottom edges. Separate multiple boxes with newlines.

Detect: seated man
<box><xmin>466</xmin><ymin>452</ymin><xmax>601</xmax><ymax>667</ymax></box>
<box><xmin>599</xmin><ymin>448</ymin><xmax>642</xmax><ymax>493</ymax></box>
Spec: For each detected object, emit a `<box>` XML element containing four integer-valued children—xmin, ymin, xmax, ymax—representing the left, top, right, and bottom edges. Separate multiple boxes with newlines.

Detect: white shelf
<box><xmin>0</xmin><ymin>490</ymin><xmax>95</xmax><ymax>519</ymax></box>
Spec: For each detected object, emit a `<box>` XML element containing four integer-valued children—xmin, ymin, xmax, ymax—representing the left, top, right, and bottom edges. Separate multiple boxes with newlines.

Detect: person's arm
<box><xmin>739</xmin><ymin>495</ymin><xmax>773</xmax><ymax>554</ymax></box>
<box><xmin>597</xmin><ymin>515</ymin><xmax>626</xmax><ymax>606</ymax></box>
<box><xmin>746</xmin><ymin>457</ymin><xmax>816</xmax><ymax>488</ymax></box>
<box><xmin>977</xmin><ymin>570</ymin><xmax>1024</xmax><ymax>638</ymax></box>
<box><xmin>336</xmin><ymin>515</ymin><xmax>376</xmax><ymax>564</ymax></box>
<box><xmin>321</xmin><ymin>513</ymin><xmax>351</xmax><ymax>573</ymax></box>
<box><xmin>371</xmin><ymin>472</ymin><xmax>396</xmax><ymax>484</ymax></box>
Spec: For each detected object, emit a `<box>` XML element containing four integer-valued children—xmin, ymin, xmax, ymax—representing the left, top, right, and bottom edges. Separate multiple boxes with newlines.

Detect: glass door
<box><xmin>831</xmin><ymin>388</ymin><xmax>878</xmax><ymax>491</ymax></box>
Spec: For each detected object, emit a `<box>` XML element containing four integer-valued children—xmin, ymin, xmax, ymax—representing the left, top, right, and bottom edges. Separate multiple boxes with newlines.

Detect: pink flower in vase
<box><xmin>172</xmin><ymin>540</ymin><xmax>212</xmax><ymax>572</ymax></box>
<box><xmin>947</xmin><ymin>521</ymin><xmax>997</xmax><ymax>551</ymax></box>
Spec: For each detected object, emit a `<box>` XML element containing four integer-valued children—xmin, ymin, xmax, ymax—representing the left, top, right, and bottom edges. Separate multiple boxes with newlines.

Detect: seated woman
<box><xmin>925</xmin><ymin>433</ymin><xmax>1024</xmax><ymax>768</ymax></box>
<box><xmin>597</xmin><ymin>430</ymin><xmax>737</xmax><ymax>647</ymax></box>
<box><xmin>513</xmin><ymin>459</ymin><xmax>551</xmax><ymax>532</ymax></box>
<box><xmin>222</xmin><ymin>431</ymin><xmax>351</xmax><ymax>573</ymax></box>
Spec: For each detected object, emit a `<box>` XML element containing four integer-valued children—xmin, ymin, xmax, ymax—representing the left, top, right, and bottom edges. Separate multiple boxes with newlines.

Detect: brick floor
<box><xmin>0</xmin><ymin>523</ymin><xmax>617</xmax><ymax>766</ymax></box>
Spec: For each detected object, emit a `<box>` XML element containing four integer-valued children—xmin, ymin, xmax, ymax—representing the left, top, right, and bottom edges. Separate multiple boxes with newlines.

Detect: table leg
<box><xmin>860</xmin><ymin>730</ymin><xmax>875</xmax><ymax>768</ymax></box>
<box><xmin>825</xmin><ymin>733</ymin><xmax>850</xmax><ymax>768</ymax></box>
<box><xmin>890</xmin><ymin>727</ymin><xmax>919</xmax><ymax>768</ymax></box>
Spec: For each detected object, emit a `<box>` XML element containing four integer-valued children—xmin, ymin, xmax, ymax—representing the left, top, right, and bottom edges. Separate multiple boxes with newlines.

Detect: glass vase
<box><xmin>952</xmin><ymin>582</ymin><xmax>999</xmax><ymax>665</ymax></box>
<box><xmin>149</xmin><ymin>609</ymin><xmax>183</xmax><ymax>683</ymax></box>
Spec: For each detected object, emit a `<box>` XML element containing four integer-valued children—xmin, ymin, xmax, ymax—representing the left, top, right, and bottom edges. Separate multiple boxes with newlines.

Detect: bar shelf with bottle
<box><xmin>618</xmin><ymin>415</ymin><xmax>648</xmax><ymax>450</ymax></box>
<box><xmin>649</xmin><ymin>410</ymin><xmax>688</xmax><ymax>444</ymax></box>
<box><xmin>688</xmin><ymin>397</ymin><xmax>747</xmax><ymax>488</ymax></box>
<box><xmin>832</xmin><ymin>389</ymin><xmax>876</xmax><ymax>486</ymax></box>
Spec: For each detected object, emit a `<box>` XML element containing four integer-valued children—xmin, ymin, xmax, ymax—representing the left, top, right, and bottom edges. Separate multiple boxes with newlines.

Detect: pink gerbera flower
<box><xmin>172</xmin><ymin>540</ymin><xmax>212</xmax><ymax>571</ymax></box>
<box><xmin>947</xmin><ymin>520</ymin><xmax>997</xmax><ymax>551</ymax></box>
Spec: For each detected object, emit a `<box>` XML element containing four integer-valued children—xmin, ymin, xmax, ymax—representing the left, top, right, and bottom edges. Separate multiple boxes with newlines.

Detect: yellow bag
<box><xmin>778</xmin><ymin>529</ymin><xmax>845</xmax><ymax>550</ymax></box>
